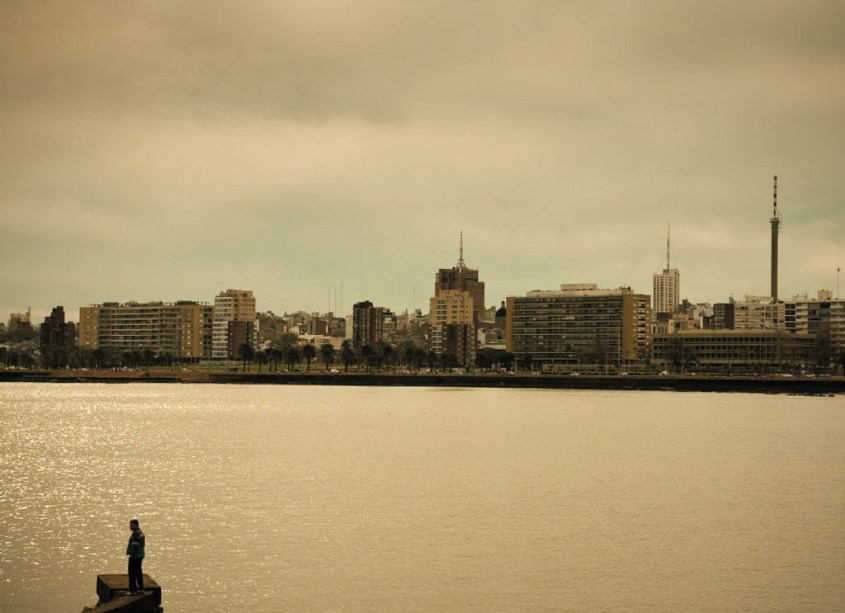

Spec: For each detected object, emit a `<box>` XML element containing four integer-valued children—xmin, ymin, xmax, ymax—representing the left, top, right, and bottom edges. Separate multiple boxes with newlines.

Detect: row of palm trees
<box><xmin>238</xmin><ymin>336</ymin><xmax>516</xmax><ymax>374</ymax></box>
<box><xmin>5</xmin><ymin>332</ymin><xmax>517</xmax><ymax>374</ymax></box>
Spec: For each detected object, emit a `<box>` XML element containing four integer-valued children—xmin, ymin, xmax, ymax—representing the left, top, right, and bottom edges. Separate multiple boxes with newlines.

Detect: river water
<box><xmin>0</xmin><ymin>383</ymin><xmax>843</xmax><ymax>612</ymax></box>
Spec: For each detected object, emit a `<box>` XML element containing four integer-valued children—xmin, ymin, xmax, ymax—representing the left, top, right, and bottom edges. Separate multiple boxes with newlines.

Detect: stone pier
<box><xmin>81</xmin><ymin>574</ymin><xmax>162</xmax><ymax>612</ymax></box>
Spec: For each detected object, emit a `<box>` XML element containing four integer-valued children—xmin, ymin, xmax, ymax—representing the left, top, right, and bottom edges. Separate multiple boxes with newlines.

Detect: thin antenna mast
<box><xmin>666</xmin><ymin>222</ymin><xmax>671</xmax><ymax>270</ymax></box>
<box><xmin>457</xmin><ymin>231</ymin><xmax>466</xmax><ymax>269</ymax></box>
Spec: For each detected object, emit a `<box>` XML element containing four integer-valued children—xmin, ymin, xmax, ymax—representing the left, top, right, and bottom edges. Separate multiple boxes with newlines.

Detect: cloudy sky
<box><xmin>2</xmin><ymin>1</ymin><xmax>843</xmax><ymax>323</ymax></box>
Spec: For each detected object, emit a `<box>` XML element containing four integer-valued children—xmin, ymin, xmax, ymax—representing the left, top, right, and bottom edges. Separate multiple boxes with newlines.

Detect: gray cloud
<box><xmin>1</xmin><ymin>1</ymin><xmax>843</xmax><ymax>321</ymax></box>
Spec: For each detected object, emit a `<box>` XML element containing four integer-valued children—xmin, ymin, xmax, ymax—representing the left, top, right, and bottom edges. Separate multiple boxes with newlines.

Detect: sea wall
<box><xmin>3</xmin><ymin>369</ymin><xmax>843</xmax><ymax>395</ymax></box>
<box><xmin>206</xmin><ymin>371</ymin><xmax>845</xmax><ymax>395</ymax></box>
<box><xmin>81</xmin><ymin>574</ymin><xmax>162</xmax><ymax>613</ymax></box>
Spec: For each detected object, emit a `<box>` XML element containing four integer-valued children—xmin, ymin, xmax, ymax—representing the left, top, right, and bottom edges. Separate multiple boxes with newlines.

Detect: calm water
<box><xmin>0</xmin><ymin>383</ymin><xmax>843</xmax><ymax>612</ymax></box>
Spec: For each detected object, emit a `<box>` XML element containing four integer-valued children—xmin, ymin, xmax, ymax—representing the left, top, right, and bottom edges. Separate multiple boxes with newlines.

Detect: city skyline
<box><xmin>2</xmin><ymin>2</ymin><xmax>844</xmax><ymax>323</ymax></box>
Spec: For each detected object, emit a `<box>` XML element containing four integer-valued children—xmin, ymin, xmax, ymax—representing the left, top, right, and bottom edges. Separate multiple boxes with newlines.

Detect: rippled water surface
<box><xmin>1</xmin><ymin>383</ymin><xmax>843</xmax><ymax>612</ymax></box>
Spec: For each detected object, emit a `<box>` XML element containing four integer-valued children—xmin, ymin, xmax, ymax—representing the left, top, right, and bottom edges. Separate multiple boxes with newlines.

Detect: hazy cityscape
<box><xmin>2</xmin><ymin>3</ymin><xmax>844</xmax><ymax>612</ymax></box>
<box><xmin>3</xmin><ymin>201</ymin><xmax>844</xmax><ymax>375</ymax></box>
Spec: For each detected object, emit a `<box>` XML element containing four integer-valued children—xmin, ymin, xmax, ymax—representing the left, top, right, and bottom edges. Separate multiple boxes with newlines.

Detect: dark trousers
<box><xmin>128</xmin><ymin>557</ymin><xmax>144</xmax><ymax>592</ymax></box>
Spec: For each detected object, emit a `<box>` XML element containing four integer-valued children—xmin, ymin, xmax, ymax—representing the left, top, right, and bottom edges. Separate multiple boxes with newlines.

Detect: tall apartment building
<box><xmin>212</xmin><ymin>289</ymin><xmax>256</xmax><ymax>359</ymax></box>
<box><xmin>352</xmin><ymin>301</ymin><xmax>384</xmax><ymax>348</ymax></box>
<box><xmin>652</xmin><ymin>224</ymin><xmax>680</xmax><ymax>314</ymax></box>
<box><xmin>40</xmin><ymin>306</ymin><xmax>76</xmax><ymax>360</ymax></box>
<box><xmin>7</xmin><ymin>309</ymin><xmax>33</xmax><ymax>334</ymax></box>
<box><xmin>653</xmin><ymin>268</ymin><xmax>680</xmax><ymax>314</ymax></box>
<box><xmin>429</xmin><ymin>289</ymin><xmax>476</xmax><ymax>366</ymax></box>
<box><xmin>78</xmin><ymin>301</ymin><xmax>213</xmax><ymax>360</ymax></box>
<box><xmin>506</xmin><ymin>284</ymin><xmax>652</xmax><ymax>370</ymax></box>
<box><xmin>40</xmin><ymin>306</ymin><xmax>75</xmax><ymax>347</ymax></box>
<box><xmin>788</xmin><ymin>291</ymin><xmax>845</xmax><ymax>353</ymax></box>
<box><xmin>435</xmin><ymin>234</ymin><xmax>485</xmax><ymax>325</ymax></box>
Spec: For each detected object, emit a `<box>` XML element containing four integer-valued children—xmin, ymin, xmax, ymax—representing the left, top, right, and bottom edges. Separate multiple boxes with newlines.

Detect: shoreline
<box><xmin>2</xmin><ymin>369</ymin><xmax>843</xmax><ymax>395</ymax></box>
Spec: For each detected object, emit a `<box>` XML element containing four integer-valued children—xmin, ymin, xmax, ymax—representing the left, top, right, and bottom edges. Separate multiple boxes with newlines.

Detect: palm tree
<box><xmin>320</xmin><ymin>343</ymin><xmax>335</xmax><ymax>371</ymax></box>
<box><xmin>285</xmin><ymin>346</ymin><xmax>300</xmax><ymax>371</ymax></box>
<box><xmin>256</xmin><ymin>350</ymin><xmax>268</xmax><ymax>373</ymax></box>
<box><xmin>380</xmin><ymin>343</ymin><xmax>394</xmax><ymax>372</ymax></box>
<box><xmin>301</xmin><ymin>343</ymin><xmax>317</xmax><ymax>371</ymax></box>
<box><xmin>341</xmin><ymin>340</ymin><xmax>355</xmax><ymax>372</ymax></box>
<box><xmin>238</xmin><ymin>343</ymin><xmax>254</xmax><ymax>372</ymax></box>
<box><xmin>361</xmin><ymin>344</ymin><xmax>374</xmax><ymax>372</ymax></box>
<box><xmin>267</xmin><ymin>347</ymin><xmax>284</xmax><ymax>371</ymax></box>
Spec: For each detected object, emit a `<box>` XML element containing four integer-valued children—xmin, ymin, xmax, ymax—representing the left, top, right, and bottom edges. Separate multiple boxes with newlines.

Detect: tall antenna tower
<box><xmin>770</xmin><ymin>175</ymin><xmax>781</xmax><ymax>302</ymax></box>
<box><xmin>457</xmin><ymin>231</ymin><xmax>466</xmax><ymax>269</ymax></box>
<box><xmin>666</xmin><ymin>221</ymin><xmax>671</xmax><ymax>270</ymax></box>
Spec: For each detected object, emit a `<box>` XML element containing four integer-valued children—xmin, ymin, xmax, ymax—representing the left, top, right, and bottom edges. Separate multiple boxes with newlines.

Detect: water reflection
<box><xmin>0</xmin><ymin>383</ymin><xmax>842</xmax><ymax>612</ymax></box>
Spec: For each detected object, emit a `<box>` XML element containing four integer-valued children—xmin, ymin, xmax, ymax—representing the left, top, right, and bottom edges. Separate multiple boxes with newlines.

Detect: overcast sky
<box><xmin>2</xmin><ymin>1</ymin><xmax>843</xmax><ymax>323</ymax></box>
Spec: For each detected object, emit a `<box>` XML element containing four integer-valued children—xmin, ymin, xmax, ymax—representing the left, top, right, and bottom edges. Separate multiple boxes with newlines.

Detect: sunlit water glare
<box><xmin>1</xmin><ymin>383</ymin><xmax>843</xmax><ymax>612</ymax></box>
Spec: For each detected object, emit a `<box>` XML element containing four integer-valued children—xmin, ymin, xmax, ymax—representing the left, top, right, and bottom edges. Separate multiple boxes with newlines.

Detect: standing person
<box><xmin>126</xmin><ymin>519</ymin><xmax>145</xmax><ymax>593</ymax></box>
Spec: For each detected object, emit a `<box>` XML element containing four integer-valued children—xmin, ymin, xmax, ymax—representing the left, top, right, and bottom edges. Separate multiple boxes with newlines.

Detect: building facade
<box><xmin>653</xmin><ymin>268</ymin><xmax>680</xmax><ymax>315</ymax></box>
<box><xmin>212</xmin><ymin>289</ymin><xmax>256</xmax><ymax>359</ymax></box>
<box><xmin>788</xmin><ymin>292</ymin><xmax>845</xmax><ymax>356</ymax></box>
<box><xmin>351</xmin><ymin>301</ymin><xmax>384</xmax><ymax>348</ymax></box>
<box><xmin>652</xmin><ymin>329</ymin><xmax>815</xmax><ymax>373</ymax></box>
<box><xmin>40</xmin><ymin>306</ymin><xmax>76</xmax><ymax>366</ymax></box>
<box><xmin>733</xmin><ymin>297</ymin><xmax>785</xmax><ymax>330</ymax></box>
<box><xmin>78</xmin><ymin>301</ymin><xmax>213</xmax><ymax>360</ymax></box>
<box><xmin>435</xmin><ymin>236</ymin><xmax>485</xmax><ymax>325</ymax></box>
<box><xmin>429</xmin><ymin>289</ymin><xmax>476</xmax><ymax>366</ymax></box>
<box><xmin>505</xmin><ymin>284</ymin><xmax>652</xmax><ymax>371</ymax></box>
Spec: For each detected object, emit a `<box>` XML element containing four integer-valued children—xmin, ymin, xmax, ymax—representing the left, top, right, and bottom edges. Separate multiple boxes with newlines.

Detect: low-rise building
<box><xmin>652</xmin><ymin>329</ymin><xmax>815</xmax><ymax>373</ymax></box>
<box><xmin>713</xmin><ymin>296</ymin><xmax>784</xmax><ymax>330</ymax></box>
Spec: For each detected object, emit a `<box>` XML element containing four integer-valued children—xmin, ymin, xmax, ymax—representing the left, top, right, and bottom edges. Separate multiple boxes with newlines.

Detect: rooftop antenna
<box><xmin>457</xmin><ymin>231</ymin><xmax>466</xmax><ymax>269</ymax></box>
<box><xmin>666</xmin><ymin>221</ymin><xmax>671</xmax><ymax>270</ymax></box>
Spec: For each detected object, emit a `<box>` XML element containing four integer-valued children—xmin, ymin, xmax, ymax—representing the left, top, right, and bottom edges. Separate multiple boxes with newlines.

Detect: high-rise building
<box><xmin>79</xmin><ymin>301</ymin><xmax>213</xmax><ymax>360</ymax></box>
<box><xmin>653</xmin><ymin>223</ymin><xmax>680</xmax><ymax>314</ymax></box>
<box><xmin>787</xmin><ymin>291</ymin><xmax>845</xmax><ymax>354</ymax></box>
<box><xmin>40</xmin><ymin>306</ymin><xmax>76</xmax><ymax>365</ymax></box>
<box><xmin>7</xmin><ymin>309</ymin><xmax>33</xmax><ymax>334</ymax></box>
<box><xmin>352</xmin><ymin>301</ymin><xmax>384</xmax><ymax>348</ymax></box>
<box><xmin>506</xmin><ymin>284</ymin><xmax>652</xmax><ymax>371</ymax></box>
<box><xmin>429</xmin><ymin>289</ymin><xmax>476</xmax><ymax>366</ymax></box>
<box><xmin>435</xmin><ymin>233</ymin><xmax>485</xmax><ymax>325</ymax></box>
<box><xmin>212</xmin><ymin>289</ymin><xmax>256</xmax><ymax>359</ymax></box>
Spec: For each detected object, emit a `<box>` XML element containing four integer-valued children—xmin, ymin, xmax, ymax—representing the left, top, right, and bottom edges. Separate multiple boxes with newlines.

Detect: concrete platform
<box><xmin>97</xmin><ymin>574</ymin><xmax>161</xmax><ymax>606</ymax></box>
<box><xmin>86</xmin><ymin>590</ymin><xmax>159</xmax><ymax>613</ymax></box>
